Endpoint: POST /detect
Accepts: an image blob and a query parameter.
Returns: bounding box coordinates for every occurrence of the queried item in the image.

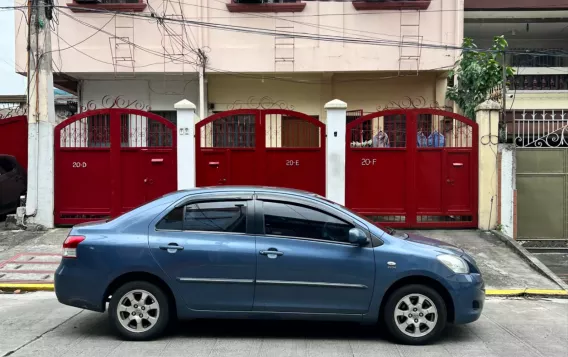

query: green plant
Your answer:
[494,223,504,232]
[446,36,515,120]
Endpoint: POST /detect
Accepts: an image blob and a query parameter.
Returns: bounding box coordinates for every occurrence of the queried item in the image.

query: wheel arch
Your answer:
[103,271,178,317]
[379,275,455,323]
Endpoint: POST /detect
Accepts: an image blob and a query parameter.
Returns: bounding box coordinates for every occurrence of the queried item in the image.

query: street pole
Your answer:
[501,50,507,127]
[26,0,56,228]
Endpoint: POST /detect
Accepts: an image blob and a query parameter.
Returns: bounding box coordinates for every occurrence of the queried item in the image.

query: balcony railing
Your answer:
[511,75,568,91]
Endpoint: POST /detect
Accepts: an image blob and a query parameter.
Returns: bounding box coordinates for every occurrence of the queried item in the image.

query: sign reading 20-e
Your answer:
[286,160,300,166]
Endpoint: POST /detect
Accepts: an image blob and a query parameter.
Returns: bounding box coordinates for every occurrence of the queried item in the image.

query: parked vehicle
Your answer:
[0,155,26,215]
[54,186,485,345]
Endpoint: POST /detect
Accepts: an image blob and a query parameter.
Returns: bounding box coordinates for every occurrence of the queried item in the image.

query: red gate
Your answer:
[54,109,177,225]
[196,109,325,195]
[346,109,478,228]
[0,116,28,170]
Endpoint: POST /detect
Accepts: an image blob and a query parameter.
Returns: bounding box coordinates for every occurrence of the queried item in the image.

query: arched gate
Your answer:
[196,109,326,195]
[54,109,177,225]
[346,109,478,228]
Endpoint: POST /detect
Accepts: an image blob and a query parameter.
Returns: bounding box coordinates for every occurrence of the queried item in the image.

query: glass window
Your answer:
[156,206,184,230]
[263,201,353,243]
[183,201,247,233]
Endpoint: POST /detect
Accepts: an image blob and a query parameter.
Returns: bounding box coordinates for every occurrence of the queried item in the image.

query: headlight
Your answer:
[437,254,469,274]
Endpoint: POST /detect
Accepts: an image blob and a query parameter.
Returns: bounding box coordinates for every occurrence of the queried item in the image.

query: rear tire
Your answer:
[383,284,447,345]
[109,281,170,341]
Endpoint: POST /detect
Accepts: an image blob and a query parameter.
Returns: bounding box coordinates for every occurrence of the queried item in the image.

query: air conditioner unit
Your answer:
[74,0,102,4]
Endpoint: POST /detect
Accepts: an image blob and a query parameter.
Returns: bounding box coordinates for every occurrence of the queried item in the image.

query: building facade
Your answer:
[14,0,463,120]
[465,0,568,240]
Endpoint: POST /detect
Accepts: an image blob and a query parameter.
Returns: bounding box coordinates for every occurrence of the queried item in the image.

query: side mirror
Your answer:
[348,228,369,246]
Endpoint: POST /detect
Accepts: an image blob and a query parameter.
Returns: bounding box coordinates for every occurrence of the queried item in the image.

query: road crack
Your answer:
[2,310,83,357]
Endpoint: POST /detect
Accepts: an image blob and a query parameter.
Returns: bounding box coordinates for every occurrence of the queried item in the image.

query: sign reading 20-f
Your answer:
[361,158,377,166]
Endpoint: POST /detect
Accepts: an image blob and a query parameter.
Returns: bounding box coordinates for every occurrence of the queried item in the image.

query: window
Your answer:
[68,0,146,13]
[0,157,15,174]
[263,201,354,243]
[156,206,184,231]
[157,201,247,233]
[227,0,306,13]
[213,115,256,148]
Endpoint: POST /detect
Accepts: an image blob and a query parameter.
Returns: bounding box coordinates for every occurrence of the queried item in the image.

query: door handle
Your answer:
[259,250,284,258]
[159,244,184,252]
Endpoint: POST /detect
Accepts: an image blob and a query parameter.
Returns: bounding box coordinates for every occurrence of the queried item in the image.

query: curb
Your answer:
[490,230,568,292]
[486,289,568,298]
[0,283,54,292]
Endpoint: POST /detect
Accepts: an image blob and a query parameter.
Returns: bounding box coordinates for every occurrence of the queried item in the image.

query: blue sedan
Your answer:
[54,186,484,345]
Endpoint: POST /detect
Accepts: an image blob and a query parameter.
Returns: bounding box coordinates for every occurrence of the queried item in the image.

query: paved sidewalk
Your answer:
[405,230,564,292]
[0,229,69,287]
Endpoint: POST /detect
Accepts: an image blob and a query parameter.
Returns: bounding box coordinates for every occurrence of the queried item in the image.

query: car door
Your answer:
[149,193,257,311]
[253,194,375,315]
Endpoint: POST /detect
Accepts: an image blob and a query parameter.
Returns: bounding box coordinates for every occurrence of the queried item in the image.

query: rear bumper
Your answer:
[54,263,106,312]
[449,273,485,324]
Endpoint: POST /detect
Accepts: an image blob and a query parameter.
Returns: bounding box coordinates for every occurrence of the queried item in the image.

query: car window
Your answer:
[0,158,14,174]
[262,201,354,243]
[156,201,248,233]
[156,206,184,230]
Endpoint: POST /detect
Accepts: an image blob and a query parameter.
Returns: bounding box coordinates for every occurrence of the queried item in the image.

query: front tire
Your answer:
[109,281,170,341]
[383,284,447,345]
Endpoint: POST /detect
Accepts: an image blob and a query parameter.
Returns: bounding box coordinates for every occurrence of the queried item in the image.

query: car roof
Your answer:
[179,186,318,197]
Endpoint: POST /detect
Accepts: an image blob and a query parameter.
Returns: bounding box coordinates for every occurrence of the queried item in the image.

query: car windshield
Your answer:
[314,195,408,239]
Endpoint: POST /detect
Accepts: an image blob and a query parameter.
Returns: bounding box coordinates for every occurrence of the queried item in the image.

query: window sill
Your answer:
[66,2,147,13]
[226,2,306,13]
[352,1,431,11]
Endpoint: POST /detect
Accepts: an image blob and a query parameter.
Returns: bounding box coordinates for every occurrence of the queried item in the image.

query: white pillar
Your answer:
[499,144,516,238]
[26,0,56,228]
[324,99,347,205]
[175,99,197,190]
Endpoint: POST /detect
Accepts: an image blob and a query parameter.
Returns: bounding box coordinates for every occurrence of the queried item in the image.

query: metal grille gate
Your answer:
[54,109,177,225]
[196,109,326,195]
[513,109,568,239]
[346,109,478,228]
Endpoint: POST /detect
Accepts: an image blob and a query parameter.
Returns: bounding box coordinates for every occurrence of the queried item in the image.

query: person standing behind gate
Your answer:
[372,130,390,148]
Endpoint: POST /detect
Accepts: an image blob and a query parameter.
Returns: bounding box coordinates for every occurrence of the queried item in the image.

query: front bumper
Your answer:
[448,273,485,324]
[54,263,106,312]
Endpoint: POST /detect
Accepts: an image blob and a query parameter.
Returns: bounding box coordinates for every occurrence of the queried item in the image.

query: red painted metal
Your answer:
[54,109,177,225]
[346,109,478,229]
[196,109,325,195]
[0,116,28,170]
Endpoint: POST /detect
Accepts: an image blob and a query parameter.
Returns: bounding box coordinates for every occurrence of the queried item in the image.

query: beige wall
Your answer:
[207,72,442,120]
[510,91,568,110]
[15,0,462,75]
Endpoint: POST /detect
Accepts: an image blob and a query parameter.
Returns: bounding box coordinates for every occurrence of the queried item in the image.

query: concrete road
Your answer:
[1,293,567,357]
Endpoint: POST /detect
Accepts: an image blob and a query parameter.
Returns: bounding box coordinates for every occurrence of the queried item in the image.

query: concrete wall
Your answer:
[14,0,462,75]
[80,77,200,113]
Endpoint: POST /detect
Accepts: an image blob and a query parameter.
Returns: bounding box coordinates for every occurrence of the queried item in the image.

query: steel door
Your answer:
[201,151,228,186]
[196,109,325,195]
[141,150,177,202]
[55,109,176,225]
[444,151,472,212]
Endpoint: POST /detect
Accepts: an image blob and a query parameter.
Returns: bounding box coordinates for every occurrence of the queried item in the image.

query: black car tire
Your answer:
[109,281,170,341]
[383,284,447,345]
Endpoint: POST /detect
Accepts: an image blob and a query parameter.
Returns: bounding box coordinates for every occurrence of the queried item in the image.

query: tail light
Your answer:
[63,235,85,258]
